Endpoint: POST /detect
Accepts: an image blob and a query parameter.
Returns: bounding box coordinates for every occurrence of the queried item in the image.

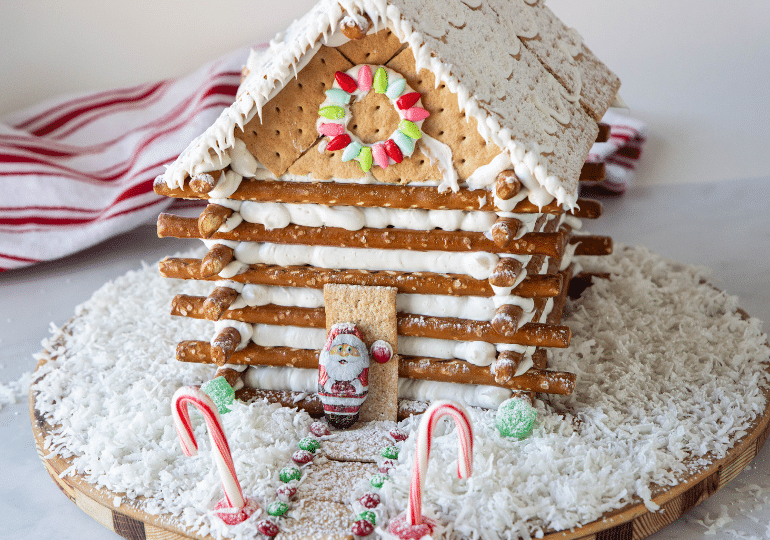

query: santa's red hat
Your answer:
[324,323,365,351]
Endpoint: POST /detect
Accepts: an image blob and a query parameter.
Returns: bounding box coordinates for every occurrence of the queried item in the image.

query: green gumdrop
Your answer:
[358,146,373,172]
[201,377,235,414]
[398,119,422,140]
[380,445,398,460]
[279,466,301,483]
[267,501,289,516]
[319,105,345,120]
[495,397,537,439]
[370,473,389,489]
[358,510,376,525]
[298,436,320,453]
[373,67,388,94]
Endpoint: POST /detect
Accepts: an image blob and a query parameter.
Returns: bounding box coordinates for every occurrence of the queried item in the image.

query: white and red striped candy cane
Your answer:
[172,386,250,515]
[407,400,474,525]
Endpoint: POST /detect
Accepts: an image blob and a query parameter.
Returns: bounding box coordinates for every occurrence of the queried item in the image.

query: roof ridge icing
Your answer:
[161,0,611,209]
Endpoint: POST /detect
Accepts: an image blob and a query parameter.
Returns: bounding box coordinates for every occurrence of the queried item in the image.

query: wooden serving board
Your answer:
[30,356,770,540]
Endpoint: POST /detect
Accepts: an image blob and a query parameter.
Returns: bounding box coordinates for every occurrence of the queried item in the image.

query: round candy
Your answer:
[267,500,289,517]
[292,450,313,465]
[379,460,395,474]
[369,473,389,489]
[380,445,399,460]
[495,397,537,439]
[298,436,320,453]
[276,485,297,501]
[389,429,407,442]
[279,466,301,483]
[351,519,374,536]
[359,492,380,508]
[357,510,376,525]
[257,519,280,537]
[213,497,259,525]
[387,512,435,540]
[309,421,330,437]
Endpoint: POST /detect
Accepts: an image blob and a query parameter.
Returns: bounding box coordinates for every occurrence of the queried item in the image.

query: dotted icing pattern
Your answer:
[317,65,430,172]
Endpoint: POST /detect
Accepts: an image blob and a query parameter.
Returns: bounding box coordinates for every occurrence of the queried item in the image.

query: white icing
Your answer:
[230,138,258,178]
[208,170,242,199]
[212,320,252,351]
[420,134,459,193]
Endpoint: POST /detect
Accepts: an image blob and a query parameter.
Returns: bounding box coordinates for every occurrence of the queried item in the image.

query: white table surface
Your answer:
[2,1,770,539]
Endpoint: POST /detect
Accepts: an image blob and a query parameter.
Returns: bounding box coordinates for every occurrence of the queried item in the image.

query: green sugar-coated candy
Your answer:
[279,466,301,483]
[380,445,399,460]
[369,473,389,489]
[495,397,537,439]
[298,436,320,453]
[267,501,289,516]
[357,510,376,525]
[200,377,234,414]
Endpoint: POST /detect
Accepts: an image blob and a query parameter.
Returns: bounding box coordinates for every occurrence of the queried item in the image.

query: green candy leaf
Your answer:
[373,67,388,94]
[358,146,373,172]
[398,119,422,140]
[319,105,345,120]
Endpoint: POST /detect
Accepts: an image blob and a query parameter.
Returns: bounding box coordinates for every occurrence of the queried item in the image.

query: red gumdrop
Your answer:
[396,92,421,110]
[292,449,314,465]
[379,460,395,474]
[335,71,358,93]
[359,492,381,508]
[276,485,297,500]
[214,497,259,525]
[352,519,375,536]
[310,421,330,437]
[327,134,351,152]
[386,513,435,540]
[384,139,403,163]
[257,519,280,537]
[390,429,408,442]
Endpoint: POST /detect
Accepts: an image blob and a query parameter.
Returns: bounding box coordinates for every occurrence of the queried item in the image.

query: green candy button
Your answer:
[398,119,422,140]
[319,105,345,120]
[373,67,388,94]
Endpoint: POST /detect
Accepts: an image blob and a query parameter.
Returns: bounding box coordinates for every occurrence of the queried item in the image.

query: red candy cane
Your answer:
[172,387,257,524]
[408,400,473,526]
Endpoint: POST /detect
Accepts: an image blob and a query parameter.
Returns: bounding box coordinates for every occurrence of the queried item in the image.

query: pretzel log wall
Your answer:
[154,6,619,416]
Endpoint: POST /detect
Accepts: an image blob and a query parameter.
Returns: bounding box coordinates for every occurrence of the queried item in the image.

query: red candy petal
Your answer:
[352,519,375,536]
[404,107,430,122]
[335,71,358,94]
[257,519,280,537]
[359,492,381,508]
[396,92,421,110]
[327,134,351,152]
[384,139,403,163]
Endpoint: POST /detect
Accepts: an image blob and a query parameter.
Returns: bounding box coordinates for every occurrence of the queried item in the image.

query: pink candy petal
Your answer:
[372,142,389,169]
[358,65,372,93]
[404,107,430,122]
[318,123,345,137]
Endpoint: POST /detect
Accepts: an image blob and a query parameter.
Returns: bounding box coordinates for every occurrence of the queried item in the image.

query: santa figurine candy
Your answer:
[318,323,373,429]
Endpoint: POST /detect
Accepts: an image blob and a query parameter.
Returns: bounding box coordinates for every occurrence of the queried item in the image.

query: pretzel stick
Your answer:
[340,14,370,39]
[568,271,611,299]
[200,244,234,278]
[214,367,243,387]
[579,162,605,183]
[199,204,233,238]
[188,173,217,195]
[490,217,521,248]
[495,170,521,200]
[212,327,241,366]
[493,350,523,384]
[488,258,524,288]
[202,287,239,321]
[596,122,610,142]
[547,264,575,325]
[570,235,613,256]
[176,342,575,395]
[157,214,568,257]
[155,180,602,217]
[491,305,524,335]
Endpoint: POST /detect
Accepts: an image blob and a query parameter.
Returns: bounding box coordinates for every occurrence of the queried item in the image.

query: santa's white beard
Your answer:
[323,353,365,382]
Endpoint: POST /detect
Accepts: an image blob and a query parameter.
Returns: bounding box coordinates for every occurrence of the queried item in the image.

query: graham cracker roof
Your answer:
[160,0,619,208]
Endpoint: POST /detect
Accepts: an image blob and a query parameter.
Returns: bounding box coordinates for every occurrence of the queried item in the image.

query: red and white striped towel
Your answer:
[0,47,252,272]
[586,108,647,194]
[0,48,645,272]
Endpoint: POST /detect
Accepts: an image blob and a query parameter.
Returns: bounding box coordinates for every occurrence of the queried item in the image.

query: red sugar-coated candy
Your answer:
[257,519,280,537]
[276,485,297,500]
[214,497,259,525]
[390,429,408,442]
[310,421,330,437]
[292,449,313,465]
[387,513,435,540]
[396,92,421,110]
[379,459,395,474]
[335,71,358,94]
[371,340,392,364]
[327,134,351,152]
[359,492,381,508]
[384,139,403,163]
[351,519,375,537]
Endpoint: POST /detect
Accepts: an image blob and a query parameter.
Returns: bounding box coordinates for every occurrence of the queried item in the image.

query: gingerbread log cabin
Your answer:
[153,0,620,418]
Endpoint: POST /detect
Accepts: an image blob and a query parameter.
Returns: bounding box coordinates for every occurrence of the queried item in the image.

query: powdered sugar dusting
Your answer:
[31,245,770,539]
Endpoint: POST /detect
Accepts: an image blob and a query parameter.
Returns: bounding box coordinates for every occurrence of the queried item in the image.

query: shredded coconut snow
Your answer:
[31,246,770,540]
[0,370,34,411]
